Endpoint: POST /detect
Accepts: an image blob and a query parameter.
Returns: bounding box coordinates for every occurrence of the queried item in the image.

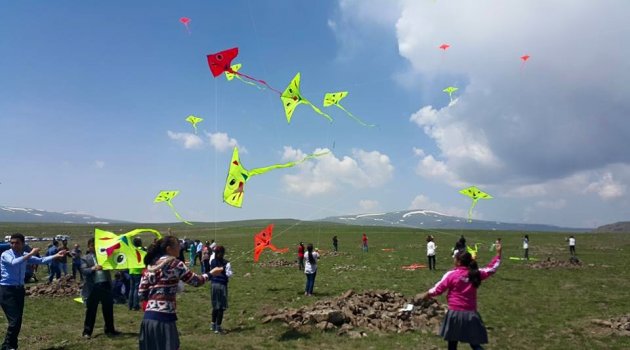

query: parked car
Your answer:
[54,234,71,241]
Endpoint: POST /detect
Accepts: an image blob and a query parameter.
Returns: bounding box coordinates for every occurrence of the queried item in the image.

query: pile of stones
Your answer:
[26,275,81,297]
[258,258,298,268]
[592,315,630,335]
[261,289,446,337]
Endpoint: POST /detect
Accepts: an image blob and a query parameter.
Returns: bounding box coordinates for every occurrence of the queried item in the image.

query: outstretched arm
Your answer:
[480,244,502,280]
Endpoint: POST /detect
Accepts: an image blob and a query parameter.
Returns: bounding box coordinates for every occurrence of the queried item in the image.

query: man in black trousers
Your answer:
[0,233,65,350]
[80,238,121,338]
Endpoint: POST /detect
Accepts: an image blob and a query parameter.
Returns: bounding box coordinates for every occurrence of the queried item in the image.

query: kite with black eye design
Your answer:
[94,228,162,270]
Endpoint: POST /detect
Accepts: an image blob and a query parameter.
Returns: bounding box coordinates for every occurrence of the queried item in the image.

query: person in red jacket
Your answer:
[362,234,368,252]
[297,242,305,271]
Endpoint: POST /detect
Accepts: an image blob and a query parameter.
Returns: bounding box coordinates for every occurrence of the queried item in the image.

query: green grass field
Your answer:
[1,222,629,349]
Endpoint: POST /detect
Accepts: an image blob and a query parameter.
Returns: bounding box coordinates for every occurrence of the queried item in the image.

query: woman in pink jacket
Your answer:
[420,242,502,350]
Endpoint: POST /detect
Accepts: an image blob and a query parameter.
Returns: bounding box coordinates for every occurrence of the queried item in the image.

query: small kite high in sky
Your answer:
[459,186,493,222]
[223,147,329,208]
[185,115,203,134]
[520,54,530,70]
[207,47,282,94]
[281,73,332,123]
[94,228,162,270]
[443,86,459,102]
[439,43,450,51]
[154,190,192,225]
[253,224,289,262]
[179,17,191,34]
[323,92,375,127]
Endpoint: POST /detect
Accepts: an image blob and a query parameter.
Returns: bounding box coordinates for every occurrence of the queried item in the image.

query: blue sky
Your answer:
[1,0,629,228]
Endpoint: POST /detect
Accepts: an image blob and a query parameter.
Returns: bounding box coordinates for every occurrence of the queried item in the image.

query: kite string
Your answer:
[234,71,282,95]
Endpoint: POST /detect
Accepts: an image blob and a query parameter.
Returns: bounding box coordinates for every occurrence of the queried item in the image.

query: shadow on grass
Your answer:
[278,328,311,341]
[91,331,139,339]
[226,325,256,333]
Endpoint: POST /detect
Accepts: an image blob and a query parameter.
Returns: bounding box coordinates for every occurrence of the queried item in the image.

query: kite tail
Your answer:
[468,200,478,222]
[236,75,265,90]
[248,151,329,176]
[234,71,282,95]
[167,202,193,225]
[193,125,198,134]
[306,101,333,122]
[267,244,288,253]
[337,104,375,127]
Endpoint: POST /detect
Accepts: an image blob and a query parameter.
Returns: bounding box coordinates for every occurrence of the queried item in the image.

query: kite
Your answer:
[253,224,289,262]
[459,186,493,222]
[520,55,530,70]
[154,190,192,225]
[225,63,263,89]
[439,43,450,51]
[401,263,427,270]
[466,244,480,259]
[179,17,191,34]
[381,248,395,252]
[206,47,282,94]
[323,92,375,127]
[185,115,203,134]
[94,228,162,270]
[443,86,459,102]
[223,147,329,208]
[73,297,84,304]
[281,73,332,123]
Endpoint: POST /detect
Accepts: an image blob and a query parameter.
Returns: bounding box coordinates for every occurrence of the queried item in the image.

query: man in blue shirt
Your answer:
[1,233,65,350]
[46,240,61,283]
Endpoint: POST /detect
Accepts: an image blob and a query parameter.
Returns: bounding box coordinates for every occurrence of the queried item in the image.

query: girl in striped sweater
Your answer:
[138,236,210,350]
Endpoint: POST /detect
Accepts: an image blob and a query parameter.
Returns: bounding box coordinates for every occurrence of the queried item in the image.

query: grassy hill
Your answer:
[1,222,629,349]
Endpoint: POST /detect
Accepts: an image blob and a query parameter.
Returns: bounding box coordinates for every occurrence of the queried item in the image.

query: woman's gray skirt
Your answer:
[439,310,488,344]
[139,318,179,350]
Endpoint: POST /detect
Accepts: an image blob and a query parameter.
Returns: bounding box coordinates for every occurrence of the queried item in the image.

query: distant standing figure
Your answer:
[47,240,61,282]
[523,235,529,260]
[362,234,368,252]
[453,235,466,257]
[427,235,437,270]
[304,244,319,296]
[297,242,305,271]
[568,236,576,256]
[128,237,144,311]
[71,244,83,281]
[332,236,338,252]
[209,246,233,334]
[59,239,70,276]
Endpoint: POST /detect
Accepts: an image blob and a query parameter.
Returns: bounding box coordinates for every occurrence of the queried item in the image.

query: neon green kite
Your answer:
[281,73,333,123]
[323,92,375,127]
[443,86,459,102]
[225,63,262,89]
[154,190,192,225]
[94,228,162,270]
[466,244,480,259]
[459,186,493,222]
[223,147,329,208]
[185,115,203,134]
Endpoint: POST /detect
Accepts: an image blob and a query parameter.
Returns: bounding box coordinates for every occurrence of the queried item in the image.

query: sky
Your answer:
[1,0,629,228]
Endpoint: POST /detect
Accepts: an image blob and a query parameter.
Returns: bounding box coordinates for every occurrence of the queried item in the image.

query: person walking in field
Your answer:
[420,241,502,350]
[523,234,529,260]
[304,244,319,296]
[427,235,437,270]
[209,245,233,334]
[361,234,368,252]
[568,235,576,256]
[297,242,305,271]
[332,236,338,252]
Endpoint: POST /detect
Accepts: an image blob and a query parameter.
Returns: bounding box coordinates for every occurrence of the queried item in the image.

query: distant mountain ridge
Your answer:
[319,209,592,232]
[0,206,129,224]
[595,221,630,233]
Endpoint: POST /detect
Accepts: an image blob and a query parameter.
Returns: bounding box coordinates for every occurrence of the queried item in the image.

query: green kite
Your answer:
[459,186,493,222]
[281,73,333,123]
[94,228,162,270]
[323,91,375,127]
[154,190,192,225]
[443,86,459,102]
[185,115,203,134]
[225,63,262,89]
[223,147,329,208]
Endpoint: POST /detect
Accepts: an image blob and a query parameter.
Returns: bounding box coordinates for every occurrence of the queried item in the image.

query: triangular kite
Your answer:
[225,63,263,89]
[185,115,203,134]
[443,86,458,102]
[323,91,374,127]
[223,147,329,208]
[253,224,288,262]
[207,47,281,93]
[281,73,332,123]
[459,186,493,222]
[154,190,192,225]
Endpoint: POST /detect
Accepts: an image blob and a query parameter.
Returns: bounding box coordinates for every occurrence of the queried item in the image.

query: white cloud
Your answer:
[412,147,425,157]
[94,160,105,169]
[207,132,245,153]
[585,173,626,200]
[358,199,379,212]
[282,147,394,197]
[415,154,465,188]
[167,131,203,149]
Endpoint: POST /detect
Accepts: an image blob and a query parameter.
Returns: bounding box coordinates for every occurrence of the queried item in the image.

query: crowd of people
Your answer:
[0,231,583,350]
